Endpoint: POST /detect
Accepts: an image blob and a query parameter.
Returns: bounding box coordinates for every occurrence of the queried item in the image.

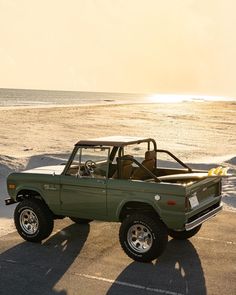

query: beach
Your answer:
[0,100,235,237]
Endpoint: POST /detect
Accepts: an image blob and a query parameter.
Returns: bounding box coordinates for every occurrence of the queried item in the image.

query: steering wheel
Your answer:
[84,160,96,176]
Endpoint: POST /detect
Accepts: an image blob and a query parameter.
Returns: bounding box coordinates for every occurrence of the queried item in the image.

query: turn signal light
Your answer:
[8,184,16,189]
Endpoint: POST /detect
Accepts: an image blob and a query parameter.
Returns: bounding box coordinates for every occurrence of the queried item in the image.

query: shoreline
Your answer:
[0,99,235,111]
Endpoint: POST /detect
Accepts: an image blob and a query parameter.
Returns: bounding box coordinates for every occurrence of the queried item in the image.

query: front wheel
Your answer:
[168,225,202,240]
[14,199,54,242]
[119,214,168,262]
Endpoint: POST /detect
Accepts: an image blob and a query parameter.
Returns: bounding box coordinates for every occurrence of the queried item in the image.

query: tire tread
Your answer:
[119,213,168,262]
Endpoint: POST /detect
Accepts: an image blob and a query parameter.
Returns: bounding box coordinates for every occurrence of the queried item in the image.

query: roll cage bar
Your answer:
[63,137,192,180]
[119,150,192,183]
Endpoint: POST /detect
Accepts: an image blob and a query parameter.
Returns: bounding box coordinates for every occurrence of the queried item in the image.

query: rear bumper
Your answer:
[185,203,223,231]
[5,198,17,205]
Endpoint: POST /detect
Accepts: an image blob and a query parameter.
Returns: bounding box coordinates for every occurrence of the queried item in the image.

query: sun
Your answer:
[147,94,189,103]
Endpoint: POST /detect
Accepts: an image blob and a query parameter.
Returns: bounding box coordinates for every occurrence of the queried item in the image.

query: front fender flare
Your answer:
[15,185,47,203]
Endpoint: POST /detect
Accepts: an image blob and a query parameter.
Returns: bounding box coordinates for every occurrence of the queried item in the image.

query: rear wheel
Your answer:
[119,213,168,262]
[69,217,92,224]
[14,199,54,242]
[168,225,202,240]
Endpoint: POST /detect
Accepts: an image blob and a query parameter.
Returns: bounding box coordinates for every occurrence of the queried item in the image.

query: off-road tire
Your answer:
[14,199,54,242]
[119,213,168,262]
[69,217,93,224]
[168,224,202,240]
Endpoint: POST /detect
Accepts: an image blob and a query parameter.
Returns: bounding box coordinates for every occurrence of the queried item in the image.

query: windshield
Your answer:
[66,147,110,179]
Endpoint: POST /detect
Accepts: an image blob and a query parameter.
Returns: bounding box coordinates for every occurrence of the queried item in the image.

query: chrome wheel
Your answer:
[19,209,39,235]
[127,223,153,253]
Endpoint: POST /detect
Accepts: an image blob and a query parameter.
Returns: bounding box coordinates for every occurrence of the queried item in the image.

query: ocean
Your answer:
[0,88,235,107]
[0,88,146,107]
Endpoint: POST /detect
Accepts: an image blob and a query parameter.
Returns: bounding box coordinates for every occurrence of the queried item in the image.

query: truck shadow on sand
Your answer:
[106,239,206,295]
[0,222,90,295]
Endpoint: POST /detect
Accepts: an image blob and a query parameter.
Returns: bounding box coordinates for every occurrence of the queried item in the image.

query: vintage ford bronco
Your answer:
[5,136,223,262]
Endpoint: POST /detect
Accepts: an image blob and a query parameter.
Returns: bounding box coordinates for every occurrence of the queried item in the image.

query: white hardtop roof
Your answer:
[76,136,155,147]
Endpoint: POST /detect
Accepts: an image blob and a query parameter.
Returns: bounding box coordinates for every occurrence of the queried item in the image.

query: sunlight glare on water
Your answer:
[147,94,232,103]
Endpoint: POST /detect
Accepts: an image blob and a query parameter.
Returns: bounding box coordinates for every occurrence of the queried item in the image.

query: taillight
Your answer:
[185,195,190,211]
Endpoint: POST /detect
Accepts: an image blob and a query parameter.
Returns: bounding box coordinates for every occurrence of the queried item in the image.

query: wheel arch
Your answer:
[16,188,47,204]
[118,200,160,222]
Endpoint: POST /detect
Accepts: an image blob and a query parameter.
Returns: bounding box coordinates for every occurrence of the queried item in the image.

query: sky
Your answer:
[0,0,236,97]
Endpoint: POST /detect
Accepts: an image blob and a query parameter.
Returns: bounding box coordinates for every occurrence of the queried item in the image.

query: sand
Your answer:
[0,101,235,237]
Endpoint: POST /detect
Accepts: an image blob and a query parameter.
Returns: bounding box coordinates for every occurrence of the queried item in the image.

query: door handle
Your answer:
[96,179,105,184]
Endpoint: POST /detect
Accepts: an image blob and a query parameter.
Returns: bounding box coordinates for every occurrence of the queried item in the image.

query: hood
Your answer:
[22,165,65,175]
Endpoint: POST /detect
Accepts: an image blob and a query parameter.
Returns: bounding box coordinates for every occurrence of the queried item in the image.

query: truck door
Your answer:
[60,147,110,219]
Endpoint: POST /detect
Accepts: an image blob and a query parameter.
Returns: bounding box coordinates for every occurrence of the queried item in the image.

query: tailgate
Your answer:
[186,176,221,209]
[184,176,222,230]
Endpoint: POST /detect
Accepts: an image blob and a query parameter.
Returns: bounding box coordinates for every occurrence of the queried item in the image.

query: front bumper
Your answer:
[185,203,223,231]
[5,198,17,205]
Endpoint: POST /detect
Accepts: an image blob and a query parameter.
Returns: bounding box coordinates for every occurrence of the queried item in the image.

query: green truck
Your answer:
[5,136,223,262]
